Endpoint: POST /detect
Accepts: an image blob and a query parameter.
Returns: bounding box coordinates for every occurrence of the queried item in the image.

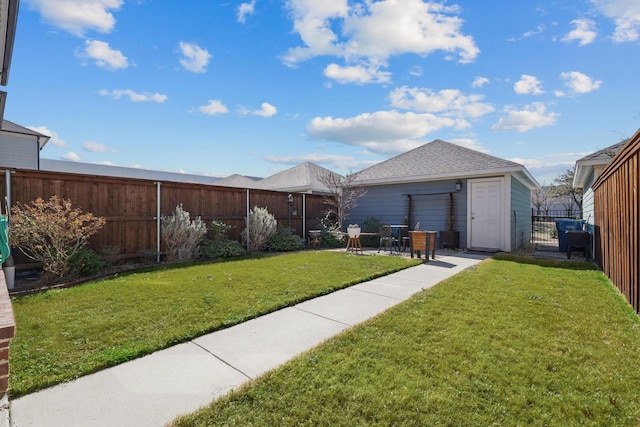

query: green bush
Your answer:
[69,246,106,277]
[200,219,247,259]
[200,239,246,259]
[266,227,305,252]
[137,248,159,264]
[316,218,345,248]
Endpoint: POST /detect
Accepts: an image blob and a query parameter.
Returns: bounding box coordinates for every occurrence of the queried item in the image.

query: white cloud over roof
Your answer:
[24,0,122,37]
[78,40,128,70]
[307,110,459,154]
[492,102,558,132]
[99,89,167,103]
[237,0,256,23]
[563,19,598,46]
[560,71,602,94]
[592,0,640,42]
[388,86,494,119]
[514,75,544,95]
[283,0,479,84]
[199,100,229,116]
[178,42,212,73]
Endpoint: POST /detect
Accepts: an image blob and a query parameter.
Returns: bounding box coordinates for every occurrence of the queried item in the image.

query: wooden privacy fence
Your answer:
[592,128,640,313]
[1,169,329,266]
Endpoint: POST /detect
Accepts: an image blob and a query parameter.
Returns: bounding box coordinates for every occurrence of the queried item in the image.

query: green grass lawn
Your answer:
[10,251,418,397]
[170,255,640,427]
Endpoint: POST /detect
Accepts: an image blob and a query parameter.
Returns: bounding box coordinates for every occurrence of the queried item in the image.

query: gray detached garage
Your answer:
[349,139,539,252]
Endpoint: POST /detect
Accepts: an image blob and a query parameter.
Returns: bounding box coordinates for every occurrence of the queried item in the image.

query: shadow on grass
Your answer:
[494,252,599,271]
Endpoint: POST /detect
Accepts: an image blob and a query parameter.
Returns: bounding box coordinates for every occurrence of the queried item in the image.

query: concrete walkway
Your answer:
[10,251,489,427]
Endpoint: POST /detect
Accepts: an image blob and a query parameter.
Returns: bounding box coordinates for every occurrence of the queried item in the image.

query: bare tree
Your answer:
[550,167,583,214]
[316,171,367,229]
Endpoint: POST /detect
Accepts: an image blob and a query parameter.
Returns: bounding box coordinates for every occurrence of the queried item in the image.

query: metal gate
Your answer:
[531,209,581,251]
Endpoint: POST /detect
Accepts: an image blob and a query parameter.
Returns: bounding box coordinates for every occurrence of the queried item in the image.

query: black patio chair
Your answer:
[378,223,397,253]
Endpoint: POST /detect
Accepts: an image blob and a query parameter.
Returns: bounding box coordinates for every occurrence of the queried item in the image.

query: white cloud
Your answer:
[264,153,359,170]
[254,102,278,117]
[591,0,640,42]
[99,89,167,102]
[237,0,256,23]
[26,125,66,147]
[199,99,229,116]
[61,152,81,162]
[492,102,558,132]
[78,40,128,70]
[178,42,212,73]
[283,0,478,83]
[323,63,391,84]
[563,19,597,46]
[560,71,602,94]
[307,110,458,154]
[24,0,122,37]
[514,74,544,95]
[82,141,116,152]
[471,76,490,88]
[510,152,588,184]
[409,65,423,77]
[388,86,494,119]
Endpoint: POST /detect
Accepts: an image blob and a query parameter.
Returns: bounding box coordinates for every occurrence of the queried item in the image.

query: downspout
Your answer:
[303,193,306,236]
[4,169,10,210]
[246,188,250,251]
[156,182,161,263]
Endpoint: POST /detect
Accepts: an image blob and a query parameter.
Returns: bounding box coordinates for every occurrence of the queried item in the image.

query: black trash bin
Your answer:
[555,219,586,252]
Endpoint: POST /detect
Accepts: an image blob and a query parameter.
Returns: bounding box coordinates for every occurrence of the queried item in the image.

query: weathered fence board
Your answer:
[593,128,640,313]
[0,169,329,267]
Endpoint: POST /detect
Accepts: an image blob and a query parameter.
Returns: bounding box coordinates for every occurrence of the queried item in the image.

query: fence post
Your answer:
[4,170,10,211]
[245,189,250,251]
[156,182,161,263]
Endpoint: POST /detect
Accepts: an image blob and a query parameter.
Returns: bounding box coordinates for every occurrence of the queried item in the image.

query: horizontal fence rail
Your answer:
[1,169,329,268]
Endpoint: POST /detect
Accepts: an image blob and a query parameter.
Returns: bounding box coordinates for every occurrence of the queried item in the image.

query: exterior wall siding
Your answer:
[510,175,532,250]
[582,169,595,231]
[349,179,467,247]
[0,135,38,169]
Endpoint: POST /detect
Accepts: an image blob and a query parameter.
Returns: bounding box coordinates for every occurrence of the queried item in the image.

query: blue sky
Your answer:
[8,0,640,184]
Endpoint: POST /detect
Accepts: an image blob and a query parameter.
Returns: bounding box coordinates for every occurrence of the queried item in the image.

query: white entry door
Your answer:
[469,179,504,250]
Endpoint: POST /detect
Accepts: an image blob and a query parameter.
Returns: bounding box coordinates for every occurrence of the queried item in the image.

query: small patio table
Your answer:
[345,232,379,254]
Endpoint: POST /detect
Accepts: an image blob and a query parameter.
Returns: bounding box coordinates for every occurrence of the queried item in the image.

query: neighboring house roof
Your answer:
[40,159,221,185]
[0,0,19,87]
[573,139,628,189]
[354,139,539,188]
[214,174,262,189]
[256,162,342,194]
[1,119,51,149]
[0,0,21,122]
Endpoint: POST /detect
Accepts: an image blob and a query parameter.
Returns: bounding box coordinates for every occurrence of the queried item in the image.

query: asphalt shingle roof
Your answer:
[214,174,262,189]
[256,162,342,193]
[1,119,49,138]
[354,139,524,183]
[577,139,628,162]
